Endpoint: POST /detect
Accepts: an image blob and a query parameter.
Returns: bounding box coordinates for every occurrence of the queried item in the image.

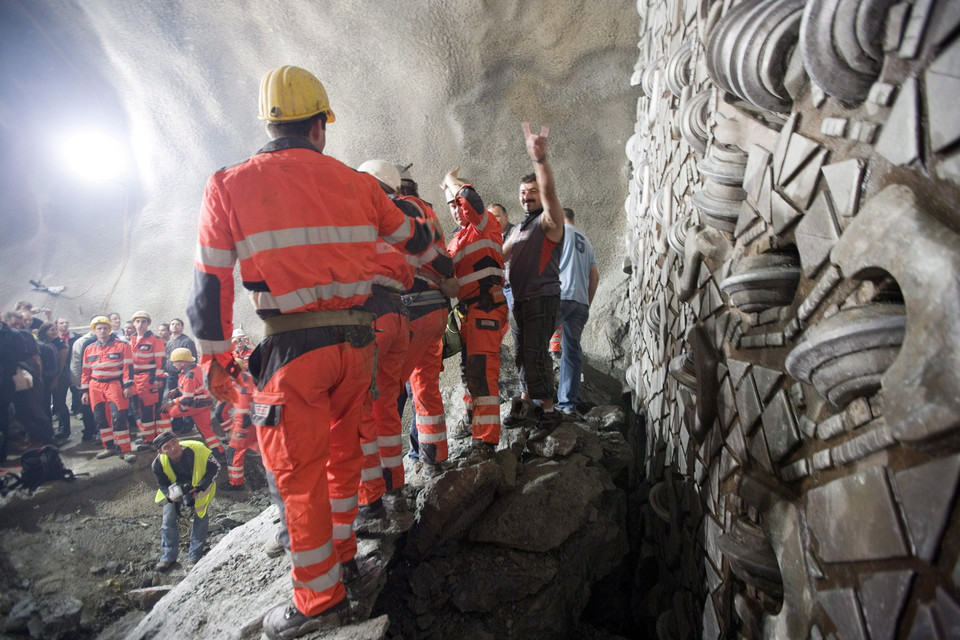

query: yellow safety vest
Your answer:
[154,440,217,517]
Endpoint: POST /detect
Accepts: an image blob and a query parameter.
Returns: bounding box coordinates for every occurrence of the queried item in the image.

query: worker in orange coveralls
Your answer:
[80,315,137,462]
[129,310,169,444]
[222,359,258,491]
[442,168,509,466]
[213,327,253,433]
[161,348,224,457]
[396,170,459,479]
[185,65,438,640]
[352,160,455,532]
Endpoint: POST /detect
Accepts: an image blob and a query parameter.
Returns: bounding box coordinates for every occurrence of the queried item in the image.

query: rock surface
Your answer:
[123,415,632,639]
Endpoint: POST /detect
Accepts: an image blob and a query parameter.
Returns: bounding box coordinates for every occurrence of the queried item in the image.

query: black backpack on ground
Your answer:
[2,446,76,494]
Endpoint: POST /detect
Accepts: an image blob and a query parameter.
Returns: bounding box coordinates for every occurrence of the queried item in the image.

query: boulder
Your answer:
[584,405,627,431]
[407,461,500,558]
[39,596,83,640]
[470,456,607,552]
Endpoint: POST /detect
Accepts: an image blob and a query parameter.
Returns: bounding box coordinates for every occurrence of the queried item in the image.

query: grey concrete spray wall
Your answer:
[624,0,960,637]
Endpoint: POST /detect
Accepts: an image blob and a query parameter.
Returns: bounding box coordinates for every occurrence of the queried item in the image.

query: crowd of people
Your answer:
[0,64,600,640]
[0,306,259,470]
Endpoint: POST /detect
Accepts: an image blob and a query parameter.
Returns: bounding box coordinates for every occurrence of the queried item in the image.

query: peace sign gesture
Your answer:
[522,122,550,163]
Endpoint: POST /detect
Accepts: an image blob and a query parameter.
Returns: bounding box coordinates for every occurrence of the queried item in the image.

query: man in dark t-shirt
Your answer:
[501,123,566,441]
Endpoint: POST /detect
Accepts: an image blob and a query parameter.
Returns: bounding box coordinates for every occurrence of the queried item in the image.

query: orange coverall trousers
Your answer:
[400,307,448,464]
[255,340,373,617]
[460,300,509,444]
[89,379,131,452]
[358,309,410,505]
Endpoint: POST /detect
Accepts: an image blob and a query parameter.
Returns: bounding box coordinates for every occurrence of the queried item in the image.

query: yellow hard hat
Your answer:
[131,310,151,321]
[90,316,112,331]
[258,65,336,123]
[169,348,196,363]
[358,160,401,193]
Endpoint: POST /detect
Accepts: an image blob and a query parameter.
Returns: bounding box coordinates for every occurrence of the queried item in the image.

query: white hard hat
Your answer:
[358,160,401,193]
[444,185,459,203]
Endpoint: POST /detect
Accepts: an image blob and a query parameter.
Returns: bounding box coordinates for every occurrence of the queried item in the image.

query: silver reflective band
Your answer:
[290,539,334,568]
[236,225,377,261]
[195,244,237,269]
[458,266,503,286]
[292,562,342,593]
[329,494,358,513]
[377,435,402,447]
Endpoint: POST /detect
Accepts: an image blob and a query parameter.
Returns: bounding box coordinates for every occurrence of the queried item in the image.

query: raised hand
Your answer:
[522,122,550,162]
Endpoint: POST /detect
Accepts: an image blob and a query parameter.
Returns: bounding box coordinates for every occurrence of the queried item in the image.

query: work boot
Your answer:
[503,397,535,427]
[121,453,138,464]
[95,447,117,460]
[459,440,496,467]
[354,498,387,534]
[54,429,70,440]
[421,461,443,479]
[527,408,562,442]
[134,442,153,452]
[154,560,174,572]
[262,598,349,640]
[264,535,286,558]
[341,558,364,601]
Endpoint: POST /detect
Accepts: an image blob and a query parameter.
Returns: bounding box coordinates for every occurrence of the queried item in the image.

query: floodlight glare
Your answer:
[60,130,127,183]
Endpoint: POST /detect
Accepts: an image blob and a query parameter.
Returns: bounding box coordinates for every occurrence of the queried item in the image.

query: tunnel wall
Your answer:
[623,0,960,637]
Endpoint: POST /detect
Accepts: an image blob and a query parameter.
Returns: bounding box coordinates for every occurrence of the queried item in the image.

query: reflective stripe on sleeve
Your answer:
[197,339,233,355]
[380,216,415,246]
[458,266,503,287]
[195,244,237,269]
[451,239,503,264]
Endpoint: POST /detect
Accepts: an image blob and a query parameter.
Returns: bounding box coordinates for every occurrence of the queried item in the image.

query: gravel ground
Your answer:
[0,438,271,638]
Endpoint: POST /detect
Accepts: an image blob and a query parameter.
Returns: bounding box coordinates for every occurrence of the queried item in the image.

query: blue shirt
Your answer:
[559,223,596,305]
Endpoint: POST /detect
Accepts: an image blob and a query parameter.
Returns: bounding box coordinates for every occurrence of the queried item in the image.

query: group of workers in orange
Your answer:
[184,65,570,639]
[77,313,259,490]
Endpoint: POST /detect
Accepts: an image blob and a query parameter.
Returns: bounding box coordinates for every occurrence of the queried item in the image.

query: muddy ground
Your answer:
[0,440,272,638]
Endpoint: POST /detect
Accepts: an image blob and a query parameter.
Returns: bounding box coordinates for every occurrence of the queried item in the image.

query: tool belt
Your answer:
[262,309,375,337]
[456,285,506,314]
[400,289,447,308]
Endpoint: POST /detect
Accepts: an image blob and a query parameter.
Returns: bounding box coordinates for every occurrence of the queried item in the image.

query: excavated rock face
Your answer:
[626,0,960,637]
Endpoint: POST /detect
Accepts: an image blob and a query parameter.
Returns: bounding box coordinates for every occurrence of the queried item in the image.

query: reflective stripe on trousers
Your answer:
[359,311,410,504]
[89,379,129,451]
[256,342,372,617]
[461,303,508,444]
[401,308,448,463]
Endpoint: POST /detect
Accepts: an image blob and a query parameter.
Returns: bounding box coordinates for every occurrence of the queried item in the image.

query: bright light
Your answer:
[59,130,128,183]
